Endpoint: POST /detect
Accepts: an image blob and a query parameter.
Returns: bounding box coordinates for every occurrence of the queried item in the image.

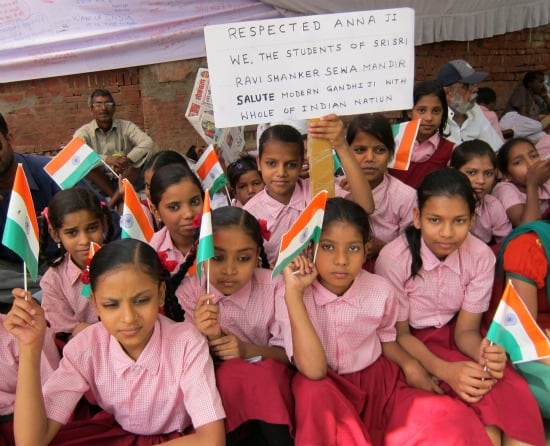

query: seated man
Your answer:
[0,113,60,303]
[74,88,156,200]
[436,59,503,151]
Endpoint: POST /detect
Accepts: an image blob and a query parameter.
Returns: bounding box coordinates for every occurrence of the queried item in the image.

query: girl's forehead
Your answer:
[261,139,302,159]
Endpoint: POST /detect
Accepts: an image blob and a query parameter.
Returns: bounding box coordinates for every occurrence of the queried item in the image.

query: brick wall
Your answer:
[0,24,548,156]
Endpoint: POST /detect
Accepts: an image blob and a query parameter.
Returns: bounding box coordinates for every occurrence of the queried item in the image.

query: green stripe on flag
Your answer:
[486,321,523,362]
[2,218,39,279]
[271,226,322,277]
[209,174,227,195]
[59,158,101,189]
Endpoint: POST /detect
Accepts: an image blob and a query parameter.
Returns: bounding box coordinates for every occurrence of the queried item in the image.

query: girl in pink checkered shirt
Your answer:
[175,206,293,445]
[4,239,225,446]
[376,168,545,446]
[275,197,490,446]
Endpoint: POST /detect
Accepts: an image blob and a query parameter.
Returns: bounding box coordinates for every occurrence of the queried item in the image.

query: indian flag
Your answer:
[120,179,154,243]
[81,242,101,299]
[44,136,102,189]
[1,164,39,279]
[388,119,420,171]
[272,190,328,278]
[196,189,214,282]
[487,281,550,364]
[194,145,227,195]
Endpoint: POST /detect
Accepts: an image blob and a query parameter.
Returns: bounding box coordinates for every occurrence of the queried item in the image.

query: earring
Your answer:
[56,242,61,249]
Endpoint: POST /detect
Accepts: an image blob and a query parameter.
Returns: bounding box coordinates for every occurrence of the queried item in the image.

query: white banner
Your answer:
[0,0,281,83]
[205,8,415,128]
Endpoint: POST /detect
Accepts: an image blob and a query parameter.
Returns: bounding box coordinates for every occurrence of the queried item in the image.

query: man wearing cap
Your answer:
[436,59,503,151]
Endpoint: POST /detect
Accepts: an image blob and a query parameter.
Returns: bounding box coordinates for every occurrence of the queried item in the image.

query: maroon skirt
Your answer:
[50,411,186,446]
[215,357,293,433]
[293,356,494,446]
[412,323,546,446]
[0,418,15,446]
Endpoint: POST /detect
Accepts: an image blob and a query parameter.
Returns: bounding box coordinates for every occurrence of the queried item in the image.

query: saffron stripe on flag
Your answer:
[44,137,88,172]
[121,180,154,243]
[1,165,40,279]
[196,147,218,180]
[503,284,550,358]
[389,120,420,170]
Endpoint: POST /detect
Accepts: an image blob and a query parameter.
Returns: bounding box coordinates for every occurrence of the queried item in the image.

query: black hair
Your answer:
[89,238,168,295]
[212,206,270,268]
[476,87,497,106]
[523,71,544,88]
[149,163,204,209]
[143,150,188,174]
[258,124,304,161]
[227,154,261,190]
[412,80,449,137]
[322,197,371,245]
[496,137,536,175]
[0,113,8,138]
[39,188,115,266]
[88,88,115,107]
[405,168,476,278]
[450,139,497,170]
[346,114,395,157]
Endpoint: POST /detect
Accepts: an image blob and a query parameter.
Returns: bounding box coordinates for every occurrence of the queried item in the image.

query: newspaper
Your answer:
[185,68,245,163]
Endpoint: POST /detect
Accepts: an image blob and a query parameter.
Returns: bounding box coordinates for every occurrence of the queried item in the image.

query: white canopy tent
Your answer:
[0,0,547,83]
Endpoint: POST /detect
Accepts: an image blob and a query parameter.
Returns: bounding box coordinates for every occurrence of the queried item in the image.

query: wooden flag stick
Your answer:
[100,158,121,179]
[206,259,211,302]
[23,262,28,299]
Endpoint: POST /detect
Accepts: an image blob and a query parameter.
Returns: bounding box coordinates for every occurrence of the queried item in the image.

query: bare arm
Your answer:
[5,289,63,446]
[308,114,374,214]
[283,256,327,379]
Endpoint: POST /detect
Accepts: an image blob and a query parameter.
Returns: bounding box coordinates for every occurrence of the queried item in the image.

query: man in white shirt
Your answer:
[436,59,503,151]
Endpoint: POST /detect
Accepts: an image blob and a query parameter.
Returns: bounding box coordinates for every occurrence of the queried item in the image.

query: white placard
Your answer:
[205,8,415,128]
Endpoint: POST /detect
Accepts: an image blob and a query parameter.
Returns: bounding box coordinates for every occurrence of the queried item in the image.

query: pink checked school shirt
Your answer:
[369,174,416,243]
[42,315,225,434]
[149,226,188,274]
[244,178,347,266]
[375,233,495,328]
[492,180,550,216]
[41,253,98,334]
[470,194,512,244]
[0,314,60,416]
[270,270,398,374]
[177,268,281,347]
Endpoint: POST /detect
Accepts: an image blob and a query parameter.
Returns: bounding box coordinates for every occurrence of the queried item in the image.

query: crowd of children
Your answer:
[1,86,550,446]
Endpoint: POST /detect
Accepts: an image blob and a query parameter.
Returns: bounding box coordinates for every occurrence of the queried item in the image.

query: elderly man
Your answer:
[74,88,156,199]
[436,59,503,151]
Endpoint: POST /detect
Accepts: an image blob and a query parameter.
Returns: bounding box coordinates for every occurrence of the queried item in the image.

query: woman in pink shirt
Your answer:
[244,115,374,266]
[450,140,512,245]
[4,239,225,446]
[346,114,416,268]
[493,137,550,226]
[389,80,455,188]
[40,188,116,340]
[176,206,293,444]
[375,168,544,446]
[273,197,489,446]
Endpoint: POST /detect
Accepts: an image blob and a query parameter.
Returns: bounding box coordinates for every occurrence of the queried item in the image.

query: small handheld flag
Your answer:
[272,190,328,278]
[81,242,101,299]
[196,190,214,283]
[2,164,40,281]
[487,281,550,364]
[44,137,102,189]
[120,179,154,243]
[193,145,227,195]
[388,119,420,171]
